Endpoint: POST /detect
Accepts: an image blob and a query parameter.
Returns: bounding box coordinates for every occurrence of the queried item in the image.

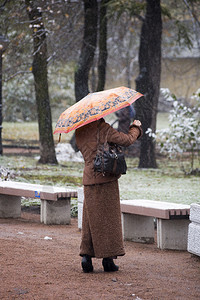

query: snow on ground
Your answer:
[55,143,83,163]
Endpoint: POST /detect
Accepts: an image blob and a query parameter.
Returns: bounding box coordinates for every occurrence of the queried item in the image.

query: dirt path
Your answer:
[0,211,200,300]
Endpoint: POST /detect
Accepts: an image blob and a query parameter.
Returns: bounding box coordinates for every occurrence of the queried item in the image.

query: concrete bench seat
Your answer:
[0,181,77,225]
[121,200,190,250]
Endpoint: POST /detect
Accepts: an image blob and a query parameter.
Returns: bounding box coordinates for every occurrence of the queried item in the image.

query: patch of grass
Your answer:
[2,112,168,144]
[1,117,199,206]
[119,157,200,204]
[21,174,83,186]
[21,198,40,207]
[2,121,73,144]
[0,155,84,188]
[119,168,199,204]
[0,154,199,206]
[2,122,39,141]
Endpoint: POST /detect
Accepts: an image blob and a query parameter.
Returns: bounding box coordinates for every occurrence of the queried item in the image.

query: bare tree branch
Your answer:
[4,70,31,82]
[182,0,200,27]
[0,0,9,11]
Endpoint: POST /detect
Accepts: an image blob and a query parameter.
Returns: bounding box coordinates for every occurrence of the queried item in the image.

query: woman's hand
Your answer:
[132,120,142,127]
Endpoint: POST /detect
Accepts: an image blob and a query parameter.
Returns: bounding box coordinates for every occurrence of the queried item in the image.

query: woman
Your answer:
[75,118,142,273]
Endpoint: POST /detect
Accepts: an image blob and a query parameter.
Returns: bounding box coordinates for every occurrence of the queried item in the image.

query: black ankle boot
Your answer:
[102,258,119,272]
[81,255,93,273]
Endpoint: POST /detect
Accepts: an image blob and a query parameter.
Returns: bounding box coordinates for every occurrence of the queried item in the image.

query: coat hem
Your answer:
[80,251,125,259]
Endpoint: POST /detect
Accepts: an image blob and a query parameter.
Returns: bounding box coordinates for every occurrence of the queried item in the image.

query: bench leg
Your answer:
[78,187,84,230]
[0,195,21,218]
[40,198,71,225]
[157,218,190,250]
[187,222,200,257]
[187,203,200,257]
[122,213,155,244]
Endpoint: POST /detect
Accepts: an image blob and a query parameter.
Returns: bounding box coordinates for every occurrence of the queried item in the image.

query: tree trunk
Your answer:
[135,0,162,168]
[74,0,98,101]
[96,0,108,92]
[25,0,57,164]
[71,0,98,151]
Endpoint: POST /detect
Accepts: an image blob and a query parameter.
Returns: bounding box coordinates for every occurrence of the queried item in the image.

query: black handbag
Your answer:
[94,127,127,176]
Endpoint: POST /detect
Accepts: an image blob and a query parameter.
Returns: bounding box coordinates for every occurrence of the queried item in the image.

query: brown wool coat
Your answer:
[75,118,142,185]
[75,118,142,258]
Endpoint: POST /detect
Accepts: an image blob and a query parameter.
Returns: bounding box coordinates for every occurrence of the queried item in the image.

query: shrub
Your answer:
[156,88,200,174]
[3,74,37,121]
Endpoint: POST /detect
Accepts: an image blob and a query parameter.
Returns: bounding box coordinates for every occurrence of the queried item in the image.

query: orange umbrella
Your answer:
[54,86,143,134]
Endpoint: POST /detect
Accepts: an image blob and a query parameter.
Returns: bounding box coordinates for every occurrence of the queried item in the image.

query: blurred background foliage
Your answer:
[0,0,199,122]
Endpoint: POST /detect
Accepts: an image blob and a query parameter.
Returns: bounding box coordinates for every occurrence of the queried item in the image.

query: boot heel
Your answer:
[102,258,119,272]
[81,255,93,273]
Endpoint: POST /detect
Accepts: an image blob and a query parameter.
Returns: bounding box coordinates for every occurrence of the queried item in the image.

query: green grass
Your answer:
[0,154,199,206]
[119,158,200,204]
[2,122,39,141]
[0,155,83,188]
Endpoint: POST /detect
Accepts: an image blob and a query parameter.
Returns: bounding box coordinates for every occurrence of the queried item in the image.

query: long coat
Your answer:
[75,118,142,258]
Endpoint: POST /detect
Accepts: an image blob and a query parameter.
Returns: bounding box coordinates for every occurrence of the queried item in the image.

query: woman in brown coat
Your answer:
[75,118,142,273]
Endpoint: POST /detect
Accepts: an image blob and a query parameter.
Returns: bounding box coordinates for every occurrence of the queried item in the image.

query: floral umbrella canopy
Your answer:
[54,86,143,134]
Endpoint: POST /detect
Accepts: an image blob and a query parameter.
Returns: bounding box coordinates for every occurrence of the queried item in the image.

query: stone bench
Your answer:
[121,200,190,250]
[0,181,77,225]
[77,188,190,250]
[187,203,200,257]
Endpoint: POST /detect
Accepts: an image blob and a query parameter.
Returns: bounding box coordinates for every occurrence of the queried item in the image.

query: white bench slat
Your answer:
[121,199,190,219]
[0,181,77,201]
